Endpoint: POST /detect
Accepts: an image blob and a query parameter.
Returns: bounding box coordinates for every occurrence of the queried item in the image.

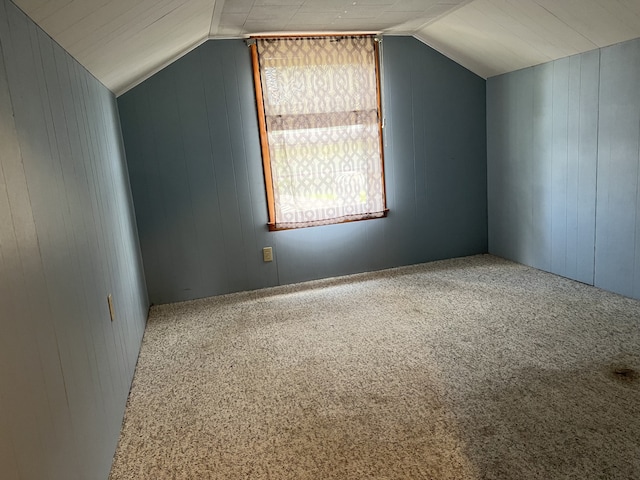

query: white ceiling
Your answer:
[11,0,640,95]
[417,0,640,79]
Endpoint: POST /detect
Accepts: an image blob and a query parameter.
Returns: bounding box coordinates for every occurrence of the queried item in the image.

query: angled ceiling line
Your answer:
[209,0,223,37]
[10,0,640,94]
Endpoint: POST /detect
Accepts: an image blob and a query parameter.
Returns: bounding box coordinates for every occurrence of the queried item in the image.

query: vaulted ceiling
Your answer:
[11,0,640,96]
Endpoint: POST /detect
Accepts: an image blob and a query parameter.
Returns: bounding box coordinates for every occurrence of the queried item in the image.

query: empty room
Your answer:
[1,0,639,478]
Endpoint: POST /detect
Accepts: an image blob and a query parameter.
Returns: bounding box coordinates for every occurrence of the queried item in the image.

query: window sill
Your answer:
[267,209,389,231]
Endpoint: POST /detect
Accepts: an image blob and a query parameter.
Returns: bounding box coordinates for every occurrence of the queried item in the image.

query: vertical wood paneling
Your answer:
[530,62,554,272]
[514,67,535,267]
[383,36,418,268]
[219,44,265,290]
[488,66,540,267]
[488,64,520,264]
[486,74,508,260]
[117,85,168,302]
[0,0,149,477]
[201,43,247,291]
[36,29,106,475]
[200,42,252,294]
[421,45,488,262]
[565,55,581,280]
[0,20,50,480]
[596,38,640,298]
[573,50,599,284]
[2,6,78,478]
[234,46,282,288]
[412,49,428,251]
[56,46,112,439]
[487,48,599,285]
[118,37,488,304]
[172,49,228,298]
[551,57,570,275]
[147,66,202,299]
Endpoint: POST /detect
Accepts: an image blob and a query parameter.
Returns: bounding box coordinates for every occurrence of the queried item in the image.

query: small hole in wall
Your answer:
[107,294,115,322]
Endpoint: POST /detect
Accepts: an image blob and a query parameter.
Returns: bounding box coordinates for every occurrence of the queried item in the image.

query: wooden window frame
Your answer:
[250,35,388,231]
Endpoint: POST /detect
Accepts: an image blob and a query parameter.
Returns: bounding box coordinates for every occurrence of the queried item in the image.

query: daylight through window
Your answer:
[250,35,387,230]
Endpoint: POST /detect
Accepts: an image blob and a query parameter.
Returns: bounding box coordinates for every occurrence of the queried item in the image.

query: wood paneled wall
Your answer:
[487,51,599,284]
[596,39,640,299]
[488,37,640,300]
[0,0,148,478]
[118,37,488,305]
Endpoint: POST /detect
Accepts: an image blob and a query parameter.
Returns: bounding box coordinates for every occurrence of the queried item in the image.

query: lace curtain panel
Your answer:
[255,35,386,229]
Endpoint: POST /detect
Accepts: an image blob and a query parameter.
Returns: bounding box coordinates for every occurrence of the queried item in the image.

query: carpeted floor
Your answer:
[108,254,640,479]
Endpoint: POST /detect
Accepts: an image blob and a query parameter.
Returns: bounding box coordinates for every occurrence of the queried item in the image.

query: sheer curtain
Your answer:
[256,35,386,229]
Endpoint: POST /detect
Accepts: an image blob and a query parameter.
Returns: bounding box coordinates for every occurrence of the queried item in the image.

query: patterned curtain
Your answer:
[256,35,386,229]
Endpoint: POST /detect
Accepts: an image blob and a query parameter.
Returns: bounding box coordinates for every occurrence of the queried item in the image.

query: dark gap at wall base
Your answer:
[118,36,488,305]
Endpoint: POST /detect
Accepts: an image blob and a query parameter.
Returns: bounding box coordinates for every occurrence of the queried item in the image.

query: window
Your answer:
[250,35,387,230]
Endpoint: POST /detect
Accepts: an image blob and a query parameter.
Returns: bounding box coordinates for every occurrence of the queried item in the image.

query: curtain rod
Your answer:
[246,34,382,46]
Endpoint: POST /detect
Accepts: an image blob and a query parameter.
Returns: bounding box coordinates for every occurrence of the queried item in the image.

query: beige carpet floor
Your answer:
[109,254,640,479]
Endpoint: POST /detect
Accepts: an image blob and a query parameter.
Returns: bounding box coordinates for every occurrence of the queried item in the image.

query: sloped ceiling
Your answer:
[10,0,640,96]
[417,0,640,79]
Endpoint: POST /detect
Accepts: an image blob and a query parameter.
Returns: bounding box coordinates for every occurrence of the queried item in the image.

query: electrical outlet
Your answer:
[107,294,115,322]
[263,246,273,262]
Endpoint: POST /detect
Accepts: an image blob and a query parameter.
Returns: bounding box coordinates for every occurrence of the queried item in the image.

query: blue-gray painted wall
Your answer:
[118,36,488,305]
[0,0,149,478]
[487,37,640,300]
[596,39,640,299]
